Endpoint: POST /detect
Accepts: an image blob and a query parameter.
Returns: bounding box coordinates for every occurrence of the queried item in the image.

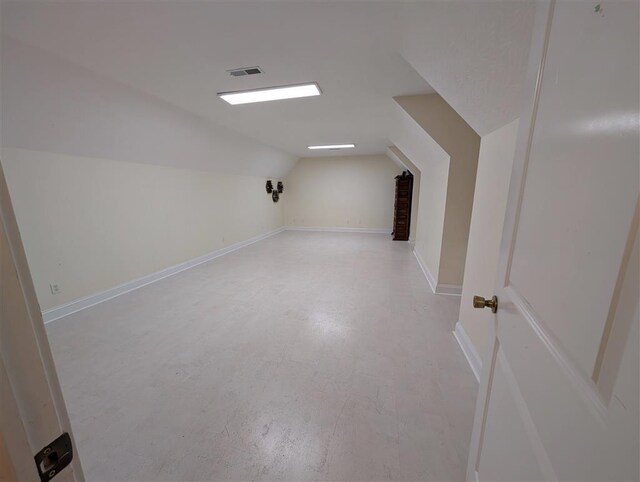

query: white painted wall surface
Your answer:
[390,103,449,281]
[458,119,519,360]
[284,155,400,231]
[394,95,480,288]
[1,36,295,179]
[391,94,480,288]
[0,163,85,481]
[2,148,283,311]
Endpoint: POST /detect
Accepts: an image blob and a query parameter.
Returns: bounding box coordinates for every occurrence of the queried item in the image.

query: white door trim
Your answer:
[466,1,554,479]
[0,357,35,481]
[0,163,85,481]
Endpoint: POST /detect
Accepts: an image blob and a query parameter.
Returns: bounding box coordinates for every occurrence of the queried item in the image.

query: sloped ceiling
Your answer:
[1,1,432,158]
[2,0,536,164]
[399,1,536,136]
[2,37,296,178]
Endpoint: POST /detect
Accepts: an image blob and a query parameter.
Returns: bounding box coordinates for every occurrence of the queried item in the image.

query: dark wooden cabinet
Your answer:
[392,171,413,241]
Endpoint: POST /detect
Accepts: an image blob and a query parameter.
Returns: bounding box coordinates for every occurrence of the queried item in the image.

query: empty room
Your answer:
[1,1,638,482]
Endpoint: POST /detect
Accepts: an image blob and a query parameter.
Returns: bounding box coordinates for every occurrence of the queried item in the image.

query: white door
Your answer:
[0,163,85,482]
[467,1,639,481]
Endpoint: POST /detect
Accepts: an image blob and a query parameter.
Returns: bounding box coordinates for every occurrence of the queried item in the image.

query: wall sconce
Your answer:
[266,180,283,202]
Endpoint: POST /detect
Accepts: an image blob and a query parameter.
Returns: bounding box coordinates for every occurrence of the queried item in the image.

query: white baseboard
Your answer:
[436,283,463,296]
[413,249,437,293]
[285,226,390,234]
[453,322,482,382]
[412,250,462,296]
[42,227,285,324]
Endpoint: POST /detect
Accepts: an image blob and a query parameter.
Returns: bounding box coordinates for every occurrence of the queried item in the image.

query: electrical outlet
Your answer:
[50,283,61,295]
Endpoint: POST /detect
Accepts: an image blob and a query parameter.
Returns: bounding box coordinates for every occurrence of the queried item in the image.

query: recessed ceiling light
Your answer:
[218,82,321,105]
[307,144,356,150]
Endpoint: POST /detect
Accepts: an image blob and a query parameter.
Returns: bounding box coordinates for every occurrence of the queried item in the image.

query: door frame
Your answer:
[0,162,85,481]
[465,1,555,480]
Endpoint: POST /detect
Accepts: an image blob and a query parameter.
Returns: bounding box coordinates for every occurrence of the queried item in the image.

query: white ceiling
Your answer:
[2,1,537,159]
[2,1,435,158]
[398,1,536,136]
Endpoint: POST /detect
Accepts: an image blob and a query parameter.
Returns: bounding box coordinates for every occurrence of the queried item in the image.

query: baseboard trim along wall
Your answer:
[42,227,419,323]
[453,322,482,382]
[413,249,437,292]
[42,227,285,324]
[436,284,463,295]
[412,249,462,296]
[285,226,390,234]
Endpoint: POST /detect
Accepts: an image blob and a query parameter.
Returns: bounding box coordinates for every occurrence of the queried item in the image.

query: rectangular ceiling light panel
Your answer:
[307,144,356,150]
[218,82,321,105]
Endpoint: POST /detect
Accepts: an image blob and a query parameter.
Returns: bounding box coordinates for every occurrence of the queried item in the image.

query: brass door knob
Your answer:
[473,295,498,313]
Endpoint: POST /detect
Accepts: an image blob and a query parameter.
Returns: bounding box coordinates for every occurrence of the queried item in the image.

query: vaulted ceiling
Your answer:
[2,1,536,158]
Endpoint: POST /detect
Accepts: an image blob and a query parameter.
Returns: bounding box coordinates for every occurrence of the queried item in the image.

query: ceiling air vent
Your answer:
[228,66,264,77]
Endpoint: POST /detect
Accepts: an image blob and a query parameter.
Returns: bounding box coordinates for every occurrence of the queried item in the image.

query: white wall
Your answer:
[398,1,535,136]
[2,148,283,311]
[458,120,519,359]
[284,155,400,231]
[394,94,480,288]
[387,146,420,242]
[390,94,480,289]
[390,103,449,281]
[1,36,295,178]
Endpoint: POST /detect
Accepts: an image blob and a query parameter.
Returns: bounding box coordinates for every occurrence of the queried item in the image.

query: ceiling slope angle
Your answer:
[397,0,537,136]
[1,1,435,158]
[1,35,297,178]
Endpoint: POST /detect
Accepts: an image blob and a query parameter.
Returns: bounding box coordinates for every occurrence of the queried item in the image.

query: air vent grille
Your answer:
[228,66,264,77]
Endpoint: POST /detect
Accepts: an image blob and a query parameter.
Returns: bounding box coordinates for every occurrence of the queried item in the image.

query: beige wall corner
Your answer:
[394,93,481,287]
[283,155,401,231]
[458,119,519,361]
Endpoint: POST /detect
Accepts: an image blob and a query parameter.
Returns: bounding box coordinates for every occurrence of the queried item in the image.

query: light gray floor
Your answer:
[47,231,477,481]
